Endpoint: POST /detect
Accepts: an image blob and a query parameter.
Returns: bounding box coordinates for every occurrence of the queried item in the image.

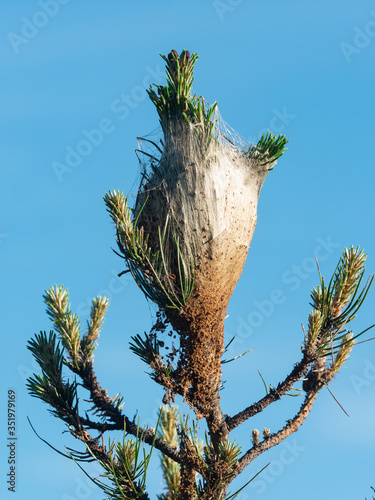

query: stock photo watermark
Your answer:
[232,439,306,499]
[7,0,73,54]
[5,389,17,493]
[76,268,132,316]
[52,64,165,182]
[350,358,375,396]
[230,236,340,353]
[249,439,306,496]
[212,0,244,21]
[0,233,9,245]
[340,10,375,63]
[59,462,103,500]
[247,107,296,145]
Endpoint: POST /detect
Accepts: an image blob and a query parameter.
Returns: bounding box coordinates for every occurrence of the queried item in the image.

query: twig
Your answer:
[227,354,312,432]
[233,389,318,477]
[71,359,182,464]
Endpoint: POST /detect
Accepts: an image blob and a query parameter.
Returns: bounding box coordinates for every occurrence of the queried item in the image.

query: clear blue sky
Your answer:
[1,1,375,498]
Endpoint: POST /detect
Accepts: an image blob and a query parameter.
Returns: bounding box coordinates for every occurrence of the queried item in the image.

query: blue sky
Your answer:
[1,1,375,498]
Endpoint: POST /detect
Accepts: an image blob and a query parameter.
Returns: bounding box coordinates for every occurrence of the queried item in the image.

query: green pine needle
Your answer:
[129,332,159,366]
[26,331,78,421]
[305,246,374,371]
[248,131,288,168]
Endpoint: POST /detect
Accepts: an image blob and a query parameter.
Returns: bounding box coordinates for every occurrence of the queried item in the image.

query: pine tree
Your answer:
[27,49,374,500]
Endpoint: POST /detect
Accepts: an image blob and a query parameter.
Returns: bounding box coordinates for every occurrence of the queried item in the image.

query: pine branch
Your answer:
[26,331,79,424]
[43,285,81,367]
[72,357,181,460]
[81,296,109,366]
[27,332,151,497]
[70,426,153,499]
[29,287,182,467]
[304,246,374,371]
[228,246,373,433]
[226,354,311,432]
[233,388,318,478]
